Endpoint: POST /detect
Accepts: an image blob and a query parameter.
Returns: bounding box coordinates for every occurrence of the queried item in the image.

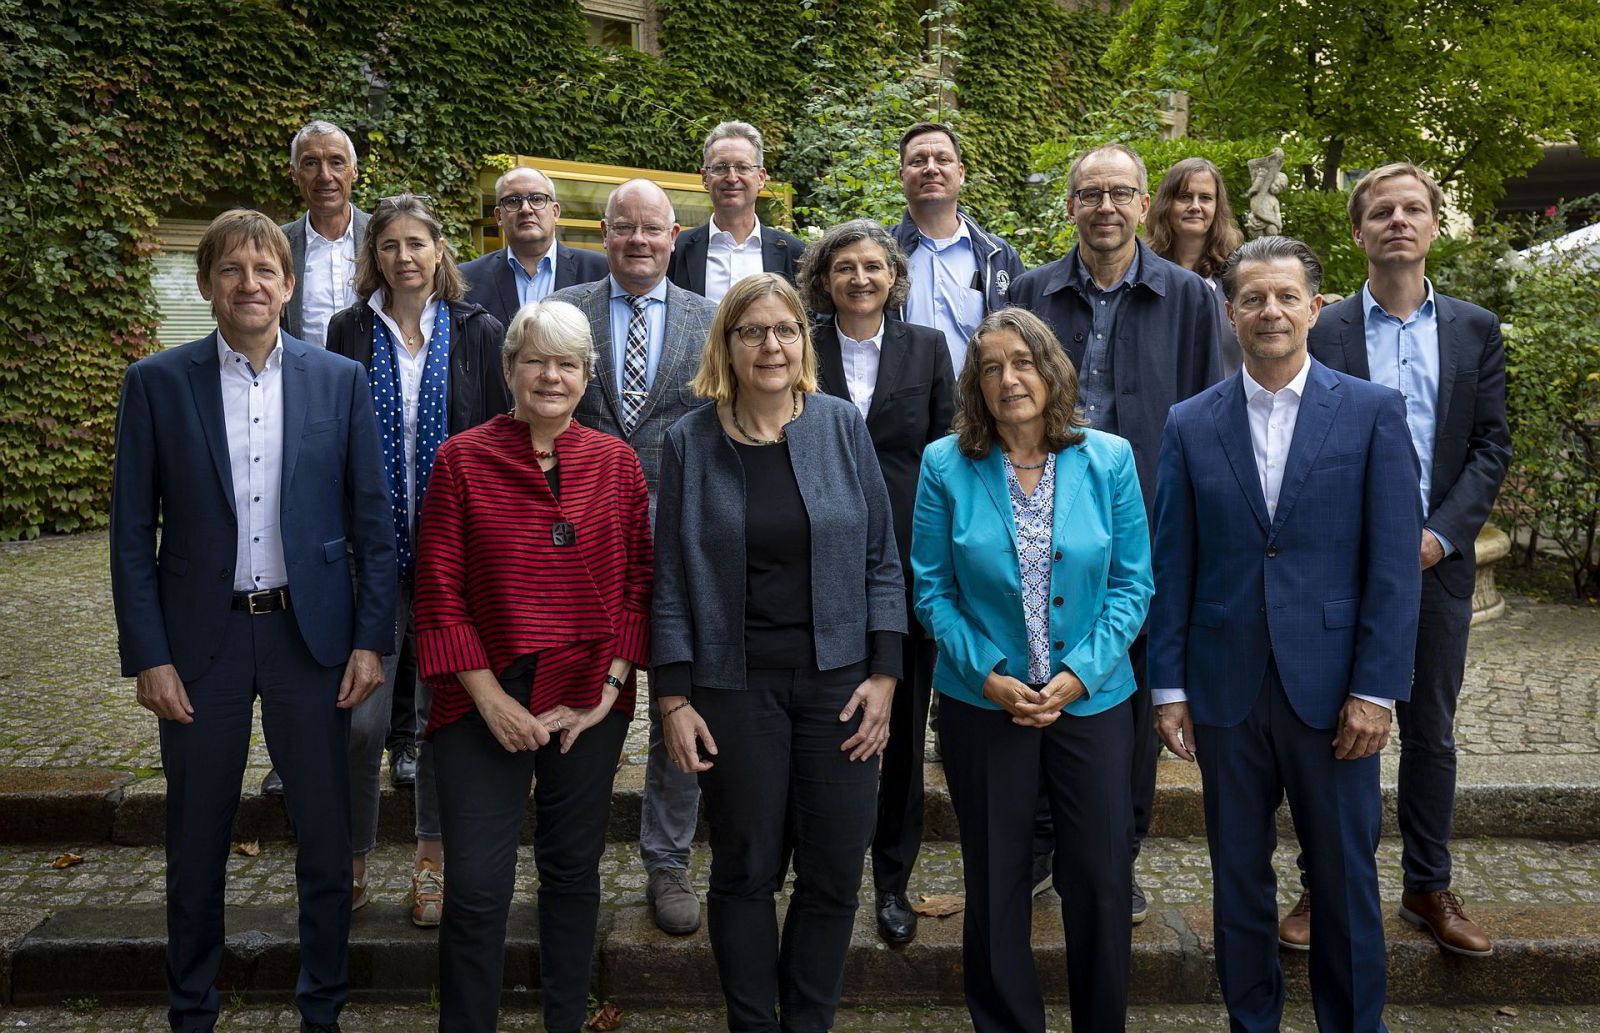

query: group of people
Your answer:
[108,114,1510,1033]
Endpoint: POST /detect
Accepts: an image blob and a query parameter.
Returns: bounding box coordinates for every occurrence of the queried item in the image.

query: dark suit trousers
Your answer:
[943,694,1133,1033]
[1196,661,1388,1033]
[433,672,628,1033]
[871,632,935,894]
[694,662,879,1033]
[160,606,351,1033]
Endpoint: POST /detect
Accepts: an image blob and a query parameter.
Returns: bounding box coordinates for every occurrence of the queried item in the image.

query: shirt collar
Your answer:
[306,205,356,246]
[1361,278,1436,324]
[1240,354,1312,402]
[708,214,763,247]
[837,318,886,349]
[1072,246,1140,293]
[919,216,972,251]
[507,239,557,279]
[216,330,285,371]
[609,275,669,304]
[367,287,440,320]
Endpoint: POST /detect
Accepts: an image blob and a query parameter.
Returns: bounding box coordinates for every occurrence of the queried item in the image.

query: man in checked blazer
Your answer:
[549,179,717,938]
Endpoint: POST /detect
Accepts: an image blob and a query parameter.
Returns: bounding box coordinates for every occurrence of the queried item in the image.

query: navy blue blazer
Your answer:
[1308,291,1510,599]
[458,243,609,330]
[1009,240,1224,514]
[667,222,806,296]
[110,333,397,680]
[1149,359,1423,730]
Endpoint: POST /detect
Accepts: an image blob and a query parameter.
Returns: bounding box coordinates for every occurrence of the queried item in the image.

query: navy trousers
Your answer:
[1196,661,1388,1033]
[160,605,351,1033]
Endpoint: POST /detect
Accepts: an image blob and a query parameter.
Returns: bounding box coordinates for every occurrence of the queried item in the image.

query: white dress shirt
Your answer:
[704,215,764,304]
[1153,356,1393,712]
[300,206,358,348]
[217,332,288,592]
[368,290,439,524]
[837,319,885,419]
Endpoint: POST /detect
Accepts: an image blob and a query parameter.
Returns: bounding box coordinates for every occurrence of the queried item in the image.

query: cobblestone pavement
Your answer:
[3,838,1596,912]
[3,533,1598,773]
[2,1003,1596,1032]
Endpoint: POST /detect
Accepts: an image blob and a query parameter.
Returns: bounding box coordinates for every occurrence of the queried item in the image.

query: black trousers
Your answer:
[694,662,880,1033]
[870,633,935,894]
[160,605,351,1033]
[385,602,419,749]
[943,694,1134,1033]
[433,672,629,1033]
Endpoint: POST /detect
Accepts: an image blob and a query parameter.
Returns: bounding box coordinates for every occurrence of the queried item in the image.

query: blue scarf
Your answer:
[370,302,451,579]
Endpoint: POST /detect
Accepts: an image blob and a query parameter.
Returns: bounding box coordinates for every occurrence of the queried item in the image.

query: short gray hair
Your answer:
[795,219,911,316]
[1219,236,1324,300]
[492,166,558,204]
[502,299,597,380]
[289,120,356,167]
[1067,143,1148,193]
[702,121,765,167]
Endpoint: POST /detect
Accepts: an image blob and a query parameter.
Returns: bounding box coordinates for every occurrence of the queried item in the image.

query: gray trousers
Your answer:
[638,694,701,873]
[349,582,441,855]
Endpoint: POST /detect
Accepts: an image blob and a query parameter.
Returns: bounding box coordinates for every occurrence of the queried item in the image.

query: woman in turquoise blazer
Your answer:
[910,307,1152,1033]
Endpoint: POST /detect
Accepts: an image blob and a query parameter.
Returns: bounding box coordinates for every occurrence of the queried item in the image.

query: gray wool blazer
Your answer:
[279,206,371,341]
[651,393,907,692]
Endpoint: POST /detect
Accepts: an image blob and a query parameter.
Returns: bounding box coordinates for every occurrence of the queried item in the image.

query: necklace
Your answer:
[1006,450,1048,471]
[732,392,800,445]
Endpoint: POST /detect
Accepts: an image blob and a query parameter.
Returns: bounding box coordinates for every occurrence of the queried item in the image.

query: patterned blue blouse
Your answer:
[1003,451,1057,684]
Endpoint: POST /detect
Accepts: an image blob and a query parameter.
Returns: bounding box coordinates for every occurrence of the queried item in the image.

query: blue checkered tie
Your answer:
[622,294,650,433]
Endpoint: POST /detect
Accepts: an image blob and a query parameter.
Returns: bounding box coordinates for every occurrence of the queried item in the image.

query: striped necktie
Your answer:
[622,294,650,434]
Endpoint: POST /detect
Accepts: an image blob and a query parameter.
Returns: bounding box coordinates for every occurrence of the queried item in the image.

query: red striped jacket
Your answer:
[412,414,652,733]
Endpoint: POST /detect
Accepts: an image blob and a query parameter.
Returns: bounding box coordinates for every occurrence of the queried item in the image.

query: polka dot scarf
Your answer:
[370,305,451,580]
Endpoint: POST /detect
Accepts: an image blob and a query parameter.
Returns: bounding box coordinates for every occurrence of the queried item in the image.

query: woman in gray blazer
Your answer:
[651,273,906,1033]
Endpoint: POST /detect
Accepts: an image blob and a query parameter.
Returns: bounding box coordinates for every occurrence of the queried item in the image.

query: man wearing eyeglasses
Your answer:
[460,166,608,329]
[1010,143,1224,927]
[891,121,1026,373]
[280,121,368,351]
[668,121,806,303]
[551,180,719,937]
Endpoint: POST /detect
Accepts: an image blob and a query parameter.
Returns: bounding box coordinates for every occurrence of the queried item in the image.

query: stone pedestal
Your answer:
[1472,525,1511,625]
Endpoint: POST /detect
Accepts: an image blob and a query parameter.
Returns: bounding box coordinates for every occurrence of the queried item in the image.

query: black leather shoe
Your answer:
[260,767,285,797]
[390,742,418,787]
[876,891,917,945]
[301,1021,341,1032]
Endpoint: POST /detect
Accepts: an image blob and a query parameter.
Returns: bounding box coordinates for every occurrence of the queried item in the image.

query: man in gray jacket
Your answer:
[278,120,369,349]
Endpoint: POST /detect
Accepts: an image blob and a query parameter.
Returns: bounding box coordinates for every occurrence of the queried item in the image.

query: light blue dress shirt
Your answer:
[607,275,668,398]
[507,245,556,308]
[905,220,984,372]
[1075,248,1140,431]
[1361,280,1450,555]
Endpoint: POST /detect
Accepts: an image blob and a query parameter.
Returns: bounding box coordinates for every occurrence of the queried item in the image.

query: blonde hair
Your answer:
[1347,162,1443,225]
[690,274,818,404]
[196,209,292,285]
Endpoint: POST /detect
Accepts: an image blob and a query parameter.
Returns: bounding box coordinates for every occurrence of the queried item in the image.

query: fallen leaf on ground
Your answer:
[51,852,84,869]
[1497,1006,1519,1017]
[586,1000,623,1030]
[913,894,965,917]
[232,841,261,857]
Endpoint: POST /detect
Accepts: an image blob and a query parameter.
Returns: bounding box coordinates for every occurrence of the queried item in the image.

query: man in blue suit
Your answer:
[110,210,396,1033]
[1150,236,1422,1033]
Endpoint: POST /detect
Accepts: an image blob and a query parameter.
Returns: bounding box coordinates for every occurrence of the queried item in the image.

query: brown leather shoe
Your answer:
[1399,889,1493,956]
[1278,888,1311,951]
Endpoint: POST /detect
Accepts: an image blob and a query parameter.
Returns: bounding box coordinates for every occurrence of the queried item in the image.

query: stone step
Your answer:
[5,751,1599,846]
[3,839,1597,1007]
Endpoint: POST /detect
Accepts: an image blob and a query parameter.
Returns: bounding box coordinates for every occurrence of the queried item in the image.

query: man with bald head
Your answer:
[550,180,717,936]
[460,165,608,328]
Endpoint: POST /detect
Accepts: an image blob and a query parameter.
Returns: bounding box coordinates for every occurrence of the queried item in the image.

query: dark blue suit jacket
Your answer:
[1149,359,1423,730]
[667,222,806,295]
[458,243,609,330]
[110,333,396,680]
[1308,291,1510,599]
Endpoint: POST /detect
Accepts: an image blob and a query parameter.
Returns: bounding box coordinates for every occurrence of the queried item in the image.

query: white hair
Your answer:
[289,120,357,167]
[502,299,597,379]
[702,121,765,167]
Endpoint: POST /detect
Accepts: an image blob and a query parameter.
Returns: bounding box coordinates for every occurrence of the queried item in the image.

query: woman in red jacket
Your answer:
[412,298,653,1033]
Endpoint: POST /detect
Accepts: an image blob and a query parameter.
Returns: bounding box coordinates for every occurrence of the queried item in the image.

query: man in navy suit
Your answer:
[110,210,396,1033]
[459,165,609,329]
[1280,163,1511,958]
[1151,236,1422,1033]
[667,120,805,302]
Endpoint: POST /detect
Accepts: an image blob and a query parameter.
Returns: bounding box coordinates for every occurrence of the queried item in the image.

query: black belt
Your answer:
[232,587,290,614]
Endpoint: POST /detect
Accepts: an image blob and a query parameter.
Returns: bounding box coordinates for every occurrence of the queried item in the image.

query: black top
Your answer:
[733,440,815,666]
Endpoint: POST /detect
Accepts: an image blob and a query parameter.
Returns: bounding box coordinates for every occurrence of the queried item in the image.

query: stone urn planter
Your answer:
[1471,525,1511,625]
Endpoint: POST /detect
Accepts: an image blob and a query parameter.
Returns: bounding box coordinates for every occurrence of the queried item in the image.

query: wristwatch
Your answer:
[603,674,625,691]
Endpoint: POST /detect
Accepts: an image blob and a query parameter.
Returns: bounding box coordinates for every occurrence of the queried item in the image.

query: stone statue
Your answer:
[1245,147,1288,238]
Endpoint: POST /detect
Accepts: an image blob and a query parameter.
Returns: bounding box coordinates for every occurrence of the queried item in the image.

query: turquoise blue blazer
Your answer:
[911,430,1153,715]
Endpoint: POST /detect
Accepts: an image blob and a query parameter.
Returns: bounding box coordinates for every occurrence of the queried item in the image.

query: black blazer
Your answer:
[668,222,806,296]
[325,299,511,435]
[458,243,609,329]
[1308,291,1511,598]
[814,317,957,578]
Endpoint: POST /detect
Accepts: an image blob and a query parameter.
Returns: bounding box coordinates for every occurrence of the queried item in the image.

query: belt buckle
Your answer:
[246,589,277,615]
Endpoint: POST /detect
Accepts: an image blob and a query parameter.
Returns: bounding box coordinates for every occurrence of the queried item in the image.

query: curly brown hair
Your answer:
[953,307,1088,459]
[795,219,911,317]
